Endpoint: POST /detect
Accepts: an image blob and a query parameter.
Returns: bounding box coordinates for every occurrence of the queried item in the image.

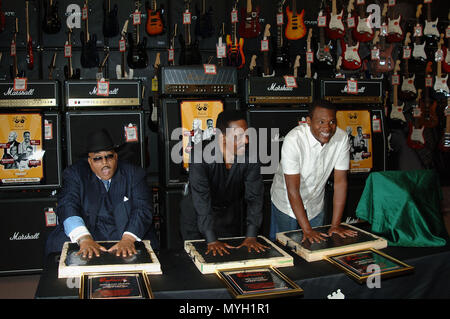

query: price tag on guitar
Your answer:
[183,11,192,24]
[133,11,141,25]
[371,48,380,60]
[306,51,314,63]
[10,42,16,57]
[231,9,238,23]
[347,16,356,29]
[216,44,226,58]
[168,48,174,62]
[391,74,400,85]
[435,49,443,62]
[44,120,53,140]
[203,64,217,75]
[414,25,423,37]
[13,78,27,91]
[347,79,358,94]
[388,0,396,6]
[119,39,126,53]
[276,13,284,25]
[97,79,110,96]
[261,39,269,52]
[403,46,411,59]
[64,44,72,58]
[82,5,88,20]
[425,76,433,87]
[284,76,298,88]
[45,208,57,227]
[446,26,450,38]
[317,15,327,27]
[413,106,422,118]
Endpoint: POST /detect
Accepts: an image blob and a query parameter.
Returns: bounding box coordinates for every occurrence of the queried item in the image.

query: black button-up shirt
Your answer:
[188,141,264,243]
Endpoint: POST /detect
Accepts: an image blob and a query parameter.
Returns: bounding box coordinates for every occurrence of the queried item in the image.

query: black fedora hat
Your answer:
[86,129,118,153]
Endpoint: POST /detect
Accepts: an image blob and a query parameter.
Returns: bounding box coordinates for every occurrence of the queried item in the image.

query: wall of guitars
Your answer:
[0,0,449,183]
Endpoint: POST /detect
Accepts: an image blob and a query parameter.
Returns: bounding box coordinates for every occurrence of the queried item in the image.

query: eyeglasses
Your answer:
[90,154,115,162]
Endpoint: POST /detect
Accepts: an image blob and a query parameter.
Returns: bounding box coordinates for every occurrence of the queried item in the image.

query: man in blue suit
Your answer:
[45,129,154,258]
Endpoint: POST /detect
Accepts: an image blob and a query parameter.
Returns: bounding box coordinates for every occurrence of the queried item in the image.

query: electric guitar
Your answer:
[148,53,161,133]
[179,0,202,65]
[443,13,450,73]
[407,89,425,149]
[9,18,24,79]
[262,24,274,77]
[305,29,313,78]
[127,1,149,69]
[370,5,394,75]
[239,0,261,39]
[421,61,439,128]
[48,52,57,80]
[42,0,61,34]
[226,0,245,69]
[195,0,214,38]
[325,0,345,40]
[432,34,449,101]
[216,23,226,67]
[292,55,300,77]
[103,0,119,38]
[273,0,290,70]
[316,9,334,69]
[146,0,164,36]
[341,0,361,71]
[352,0,374,43]
[423,0,439,39]
[64,28,81,80]
[389,60,406,122]
[25,1,34,70]
[168,24,177,66]
[439,98,450,152]
[96,51,110,80]
[386,1,403,43]
[399,32,417,101]
[80,0,99,68]
[116,20,134,79]
[412,4,426,62]
[285,0,306,40]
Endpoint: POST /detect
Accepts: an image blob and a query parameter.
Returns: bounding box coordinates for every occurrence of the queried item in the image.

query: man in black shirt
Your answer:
[179,110,268,256]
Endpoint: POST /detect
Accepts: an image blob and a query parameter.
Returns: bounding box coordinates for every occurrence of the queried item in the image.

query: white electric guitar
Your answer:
[390,60,406,122]
[433,34,449,98]
[116,20,134,79]
[400,32,417,99]
[423,0,439,38]
[412,4,426,61]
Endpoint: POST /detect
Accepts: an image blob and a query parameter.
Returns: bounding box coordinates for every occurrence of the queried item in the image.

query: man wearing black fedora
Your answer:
[45,129,154,258]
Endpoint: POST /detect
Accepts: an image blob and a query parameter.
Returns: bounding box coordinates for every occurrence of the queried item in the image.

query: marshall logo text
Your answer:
[9,232,40,241]
[89,87,119,95]
[267,83,294,92]
[3,87,35,96]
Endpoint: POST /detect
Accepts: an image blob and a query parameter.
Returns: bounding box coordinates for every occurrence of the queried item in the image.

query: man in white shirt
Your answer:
[270,100,357,243]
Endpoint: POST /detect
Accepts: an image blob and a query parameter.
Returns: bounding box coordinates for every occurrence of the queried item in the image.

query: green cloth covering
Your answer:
[356,170,449,247]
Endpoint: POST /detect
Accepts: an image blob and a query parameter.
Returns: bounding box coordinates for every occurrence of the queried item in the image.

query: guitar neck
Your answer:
[393,82,398,105]
[427,3,431,22]
[332,0,337,15]
[246,0,252,14]
[292,0,296,16]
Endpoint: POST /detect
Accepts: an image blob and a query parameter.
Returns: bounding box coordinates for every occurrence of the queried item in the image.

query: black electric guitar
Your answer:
[273,0,290,70]
[103,0,119,38]
[179,0,201,65]
[64,28,81,80]
[42,0,61,34]
[195,0,214,38]
[96,51,110,80]
[262,24,274,77]
[25,1,34,70]
[48,52,57,80]
[9,18,24,79]
[127,1,149,69]
[80,0,99,68]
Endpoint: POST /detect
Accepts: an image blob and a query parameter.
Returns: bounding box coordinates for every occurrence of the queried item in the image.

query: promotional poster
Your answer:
[0,113,44,184]
[337,110,373,173]
[180,100,224,170]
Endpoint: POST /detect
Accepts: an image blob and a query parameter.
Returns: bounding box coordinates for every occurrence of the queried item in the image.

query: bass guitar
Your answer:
[146,0,164,36]
[64,28,81,80]
[421,61,439,128]
[407,89,425,149]
[326,0,345,40]
[341,0,361,71]
[239,0,261,39]
[273,0,289,71]
[432,34,449,101]
[226,0,245,69]
[352,0,374,43]
[389,60,406,122]
[179,0,201,65]
[25,1,34,70]
[116,20,134,79]
[80,0,99,68]
[439,98,450,152]
[399,32,417,101]
[386,0,403,43]
[262,24,274,77]
[103,0,119,38]
[128,1,148,69]
[42,0,61,34]
[195,0,214,38]
[285,0,306,40]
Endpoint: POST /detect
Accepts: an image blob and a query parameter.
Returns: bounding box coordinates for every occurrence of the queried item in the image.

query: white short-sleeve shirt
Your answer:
[270,123,350,220]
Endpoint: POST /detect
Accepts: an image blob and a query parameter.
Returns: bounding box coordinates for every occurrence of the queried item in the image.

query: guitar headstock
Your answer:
[121,20,129,38]
[416,4,423,19]
[404,32,411,46]
[425,61,433,75]
[263,24,271,38]
[154,52,161,69]
[382,3,388,18]
[278,0,286,12]
[347,0,355,16]
[394,59,401,74]
[372,30,380,45]
[438,33,444,49]
[249,54,257,71]
[172,23,178,39]
[293,55,300,69]
[307,28,312,43]
[417,88,422,102]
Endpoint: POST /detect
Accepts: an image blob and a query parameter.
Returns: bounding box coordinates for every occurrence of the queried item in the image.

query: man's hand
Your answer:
[206,241,235,256]
[108,234,137,257]
[327,224,358,238]
[301,229,330,244]
[76,235,107,259]
[236,237,270,253]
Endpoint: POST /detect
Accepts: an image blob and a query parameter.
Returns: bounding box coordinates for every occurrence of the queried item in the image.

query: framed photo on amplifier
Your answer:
[80,271,153,299]
[216,266,303,299]
[325,248,414,284]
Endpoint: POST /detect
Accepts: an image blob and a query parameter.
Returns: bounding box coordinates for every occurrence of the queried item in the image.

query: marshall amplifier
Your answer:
[64,80,142,109]
[0,81,59,109]
[320,79,383,104]
[245,77,314,105]
[160,66,237,96]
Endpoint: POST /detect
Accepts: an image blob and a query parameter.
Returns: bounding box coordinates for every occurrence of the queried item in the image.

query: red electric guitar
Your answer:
[439,98,450,152]
[407,89,425,150]
[285,0,306,40]
[341,0,361,70]
[325,0,345,40]
[386,0,404,43]
[442,13,450,73]
[239,0,261,39]
[370,5,394,75]
[226,0,245,69]
[352,0,374,43]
